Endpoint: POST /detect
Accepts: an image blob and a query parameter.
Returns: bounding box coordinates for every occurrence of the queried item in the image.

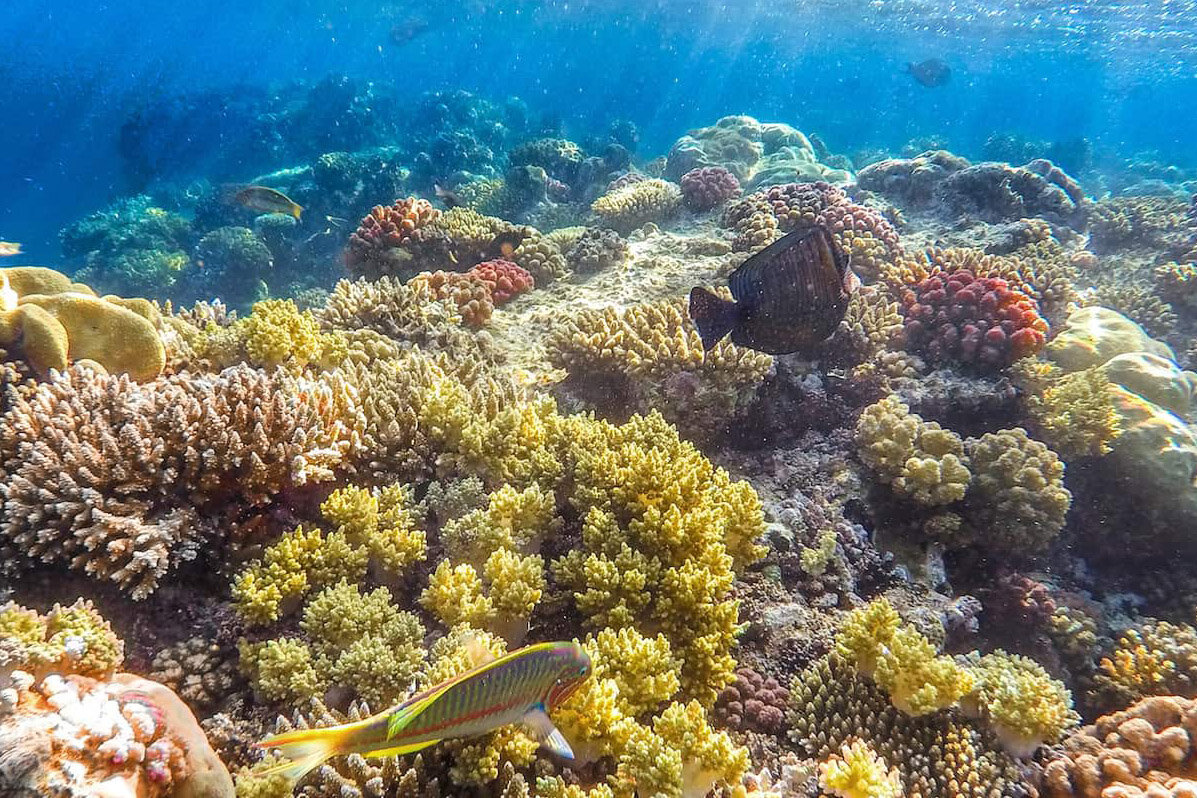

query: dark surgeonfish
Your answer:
[689,225,860,355]
[906,58,952,87]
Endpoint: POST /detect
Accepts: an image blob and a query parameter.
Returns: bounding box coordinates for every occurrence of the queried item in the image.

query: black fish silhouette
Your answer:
[907,58,952,88]
[689,225,859,355]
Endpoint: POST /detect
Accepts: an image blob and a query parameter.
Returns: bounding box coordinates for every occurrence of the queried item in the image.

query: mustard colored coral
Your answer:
[591,178,682,233]
[856,395,971,505]
[818,739,902,798]
[968,651,1079,758]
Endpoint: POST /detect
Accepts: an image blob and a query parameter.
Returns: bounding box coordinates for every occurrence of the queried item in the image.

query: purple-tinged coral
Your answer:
[680,166,742,212]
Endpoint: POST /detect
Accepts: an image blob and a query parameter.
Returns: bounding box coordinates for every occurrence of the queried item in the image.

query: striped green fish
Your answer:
[256,640,591,782]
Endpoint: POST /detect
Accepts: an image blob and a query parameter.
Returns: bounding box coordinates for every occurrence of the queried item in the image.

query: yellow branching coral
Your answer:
[440,483,561,567]
[652,700,750,798]
[546,296,772,435]
[836,598,974,716]
[1014,358,1122,459]
[232,483,425,625]
[968,651,1079,758]
[591,178,682,233]
[1098,620,1197,704]
[421,561,495,629]
[0,599,125,679]
[483,549,546,644]
[589,627,682,718]
[856,395,971,505]
[238,636,322,705]
[964,428,1071,553]
[189,298,343,373]
[818,739,902,798]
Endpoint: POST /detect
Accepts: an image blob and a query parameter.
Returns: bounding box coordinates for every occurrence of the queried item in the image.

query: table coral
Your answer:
[679,166,742,211]
[900,267,1049,370]
[1036,695,1197,798]
[855,395,972,506]
[0,364,360,597]
[545,295,773,435]
[591,178,682,233]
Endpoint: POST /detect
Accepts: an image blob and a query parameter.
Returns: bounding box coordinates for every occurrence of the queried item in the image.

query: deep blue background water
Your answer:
[3,0,1195,260]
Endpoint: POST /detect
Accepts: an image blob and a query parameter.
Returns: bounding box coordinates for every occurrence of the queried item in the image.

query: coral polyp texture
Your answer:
[590,178,682,233]
[0,601,232,798]
[856,395,972,506]
[545,295,773,434]
[722,181,903,280]
[900,267,1049,370]
[679,166,743,211]
[344,197,442,279]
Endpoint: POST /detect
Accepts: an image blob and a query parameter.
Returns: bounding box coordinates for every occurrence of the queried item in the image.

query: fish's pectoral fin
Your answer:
[688,286,739,351]
[523,704,575,760]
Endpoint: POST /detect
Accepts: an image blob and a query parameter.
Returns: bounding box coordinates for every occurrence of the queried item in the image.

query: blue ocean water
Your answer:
[2,0,1195,261]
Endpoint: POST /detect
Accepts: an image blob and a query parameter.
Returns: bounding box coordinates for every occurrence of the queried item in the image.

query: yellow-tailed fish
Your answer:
[0,241,23,257]
[256,640,591,782]
[232,185,303,219]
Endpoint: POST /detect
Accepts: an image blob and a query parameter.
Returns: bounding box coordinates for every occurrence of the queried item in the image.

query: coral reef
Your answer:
[679,166,743,212]
[0,601,232,798]
[193,226,274,309]
[590,178,682,234]
[899,267,1049,370]
[546,296,773,434]
[565,227,630,274]
[664,115,851,189]
[856,395,972,506]
[856,151,1087,229]
[344,197,442,280]
[818,739,902,798]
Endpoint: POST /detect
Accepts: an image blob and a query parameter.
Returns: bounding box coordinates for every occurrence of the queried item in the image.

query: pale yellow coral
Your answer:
[818,739,902,798]
[968,651,1079,758]
[1014,358,1122,459]
[856,395,971,505]
[589,627,682,718]
[591,179,682,233]
[420,561,495,628]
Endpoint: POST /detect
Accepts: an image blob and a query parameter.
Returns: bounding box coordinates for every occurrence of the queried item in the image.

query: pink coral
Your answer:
[900,267,1048,369]
[714,667,790,735]
[344,198,441,278]
[467,259,535,305]
[680,166,743,211]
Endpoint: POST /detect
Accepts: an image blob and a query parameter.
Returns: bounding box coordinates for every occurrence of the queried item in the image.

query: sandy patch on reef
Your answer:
[486,217,743,381]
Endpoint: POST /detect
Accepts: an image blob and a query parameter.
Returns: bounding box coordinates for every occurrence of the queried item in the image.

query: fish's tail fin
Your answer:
[688,286,739,351]
[255,725,351,782]
[290,203,304,220]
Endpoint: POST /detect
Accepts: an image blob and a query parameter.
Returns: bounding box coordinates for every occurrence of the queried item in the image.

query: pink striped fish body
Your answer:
[257,640,590,782]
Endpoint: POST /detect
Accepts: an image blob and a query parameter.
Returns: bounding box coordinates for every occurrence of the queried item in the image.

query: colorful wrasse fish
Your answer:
[231,185,303,219]
[689,224,860,355]
[256,640,591,783]
[0,241,23,257]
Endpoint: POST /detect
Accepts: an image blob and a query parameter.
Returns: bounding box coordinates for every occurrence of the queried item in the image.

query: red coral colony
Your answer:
[900,267,1049,369]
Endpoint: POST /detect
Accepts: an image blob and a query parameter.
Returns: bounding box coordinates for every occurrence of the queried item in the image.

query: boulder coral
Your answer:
[590,178,682,233]
[0,267,166,380]
[679,166,742,211]
[0,601,232,798]
[664,115,851,188]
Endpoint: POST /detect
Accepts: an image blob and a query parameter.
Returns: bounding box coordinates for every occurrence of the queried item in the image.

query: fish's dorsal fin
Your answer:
[522,704,575,759]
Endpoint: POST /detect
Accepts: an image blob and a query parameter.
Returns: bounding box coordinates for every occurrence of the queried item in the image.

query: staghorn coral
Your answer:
[344,198,442,279]
[1035,695,1197,798]
[591,179,682,234]
[964,428,1071,554]
[818,739,902,798]
[679,166,743,212]
[855,395,972,506]
[900,267,1049,370]
[546,296,772,434]
[566,228,631,274]
[0,364,360,597]
[789,655,1025,797]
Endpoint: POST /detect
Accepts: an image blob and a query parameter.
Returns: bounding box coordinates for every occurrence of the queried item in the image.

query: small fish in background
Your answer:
[491,229,528,259]
[255,640,591,783]
[390,14,431,46]
[689,225,860,355]
[231,185,303,219]
[906,58,952,88]
[434,184,462,208]
[0,241,23,257]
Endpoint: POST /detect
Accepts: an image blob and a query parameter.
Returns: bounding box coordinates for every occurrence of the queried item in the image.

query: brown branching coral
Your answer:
[1088,195,1191,253]
[0,364,361,597]
[1035,695,1197,797]
[789,655,1024,798]
[545,296,772,433]
[1091,282,1179,340]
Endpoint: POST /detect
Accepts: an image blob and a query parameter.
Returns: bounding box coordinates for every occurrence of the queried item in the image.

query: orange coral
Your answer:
[345,198,442,279]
